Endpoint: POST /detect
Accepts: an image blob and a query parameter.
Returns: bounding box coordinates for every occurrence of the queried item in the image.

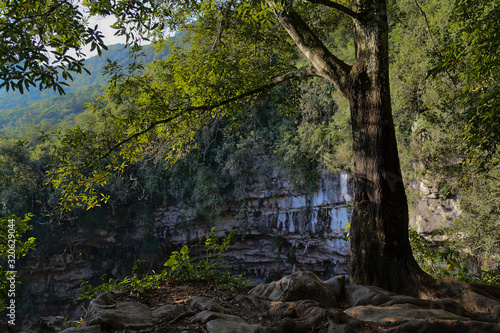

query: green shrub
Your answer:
[164,228,247,289]
[410,228,499,286]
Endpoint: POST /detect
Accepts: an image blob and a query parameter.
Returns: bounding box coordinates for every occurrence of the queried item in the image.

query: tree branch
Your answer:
[305,0,358,19]
[267,1,351,92]
[414,0,458,90]
[101,68,319,160]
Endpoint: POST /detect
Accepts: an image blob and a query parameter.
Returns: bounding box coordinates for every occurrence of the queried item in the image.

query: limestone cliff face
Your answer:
[409,178,461,238]
[155,171,353,281]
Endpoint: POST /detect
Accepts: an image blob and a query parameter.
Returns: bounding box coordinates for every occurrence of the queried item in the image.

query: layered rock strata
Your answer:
[155,172,353,281]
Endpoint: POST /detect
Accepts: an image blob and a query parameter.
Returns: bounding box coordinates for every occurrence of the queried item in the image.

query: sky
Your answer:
[83,15,129,58]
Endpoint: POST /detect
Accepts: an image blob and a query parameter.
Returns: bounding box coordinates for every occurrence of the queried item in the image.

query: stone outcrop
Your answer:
[82,293,158,331]
[409,178,461,237]
[249,271,340,307]
[345,303,472,323]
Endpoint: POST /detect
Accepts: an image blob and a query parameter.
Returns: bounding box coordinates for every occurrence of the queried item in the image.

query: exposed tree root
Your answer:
[410,277,500,321]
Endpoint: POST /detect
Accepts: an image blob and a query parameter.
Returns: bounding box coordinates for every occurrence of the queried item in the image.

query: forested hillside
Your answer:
[0,43,171,133]
[0,0,498,278]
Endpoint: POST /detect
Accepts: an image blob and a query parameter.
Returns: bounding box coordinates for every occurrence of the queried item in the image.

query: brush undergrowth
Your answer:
[410,229,500,285]
[77,228,249,300]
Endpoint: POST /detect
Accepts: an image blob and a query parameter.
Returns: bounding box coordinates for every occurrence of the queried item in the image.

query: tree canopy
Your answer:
[437,0,500,167]
[0,0,112,94]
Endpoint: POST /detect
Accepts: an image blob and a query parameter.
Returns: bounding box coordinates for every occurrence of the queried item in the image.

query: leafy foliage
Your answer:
[0,214,36,311]
[162,228,241,286]
[434,0,500,166]
[389,0,500,276]
[0,137,51,218]
[275,78,351,191]
[0,0,107,94]
[410,229,500,285]
[0,54,345,229]
[389,0,459,174]
[46,30,336,211]
[45,0,339,211]
[164,244,194,279]
[448,167,500,264]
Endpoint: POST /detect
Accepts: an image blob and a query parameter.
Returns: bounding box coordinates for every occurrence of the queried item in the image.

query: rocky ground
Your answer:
[14,271,500,333]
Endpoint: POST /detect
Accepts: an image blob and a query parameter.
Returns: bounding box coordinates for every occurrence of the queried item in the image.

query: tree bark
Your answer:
[346,1,431,292]
[272,0,433,293]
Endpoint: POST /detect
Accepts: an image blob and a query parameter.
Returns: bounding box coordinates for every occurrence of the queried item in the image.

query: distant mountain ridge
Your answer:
[0,43,171,134]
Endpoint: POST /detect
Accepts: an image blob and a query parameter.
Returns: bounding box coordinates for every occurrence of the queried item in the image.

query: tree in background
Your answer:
[431,0,500,272]
[437,0,500,165]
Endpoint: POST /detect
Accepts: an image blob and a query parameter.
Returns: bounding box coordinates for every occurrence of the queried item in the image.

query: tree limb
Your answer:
[267,1,351,92]
[101,68,319,160]
[305,0,358,19]
[212,0,234,50]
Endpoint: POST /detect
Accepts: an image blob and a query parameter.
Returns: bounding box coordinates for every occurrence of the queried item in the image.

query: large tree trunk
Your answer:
[272,0,432,293]
[344,0,432,293]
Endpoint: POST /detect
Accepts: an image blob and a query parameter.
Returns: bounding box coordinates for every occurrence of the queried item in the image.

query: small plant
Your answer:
[199,228,235,275]
[343,220,351,242]
[476,268,500,285]
[164,228,248,289]
[163,244,194,280]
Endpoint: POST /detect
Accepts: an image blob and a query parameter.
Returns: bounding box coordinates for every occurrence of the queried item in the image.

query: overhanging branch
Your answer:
[101,68,320,160]
[268,1,351,91]
[305,0,358,19]
[0,1,68,30]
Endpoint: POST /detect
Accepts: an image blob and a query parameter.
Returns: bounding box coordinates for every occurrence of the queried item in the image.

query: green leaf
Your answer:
[180,244,189,256]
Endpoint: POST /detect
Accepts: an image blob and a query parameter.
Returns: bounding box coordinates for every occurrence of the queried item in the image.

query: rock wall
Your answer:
[155,170,463,281]
[409,178,461,238]
[16,171,353,329]
[155,171,353,281]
